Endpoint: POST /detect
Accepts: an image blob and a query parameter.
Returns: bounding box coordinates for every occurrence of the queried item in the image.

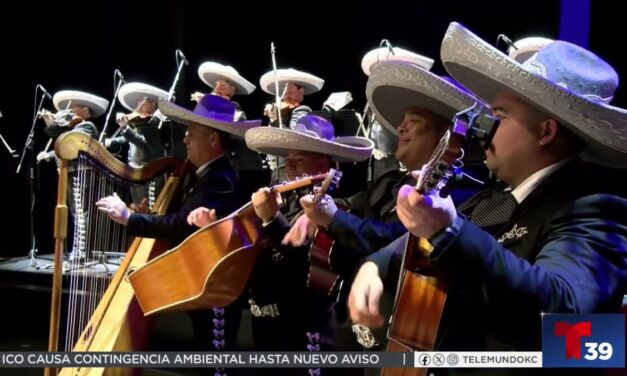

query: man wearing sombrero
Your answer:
[37,90,108,163]
[36,90,109,243]
[97,93,260,353]
[105,82,169,203]
[359,43,437,179]
[259,67,324,129]
[350,22,627,365]
[286,55,489,349]
[192,61,270,198]
[223,115,371,363]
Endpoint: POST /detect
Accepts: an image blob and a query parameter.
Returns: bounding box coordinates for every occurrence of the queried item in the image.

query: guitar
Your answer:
[306,171,345,295]
[128,170,339,316]
[382,104,494,376]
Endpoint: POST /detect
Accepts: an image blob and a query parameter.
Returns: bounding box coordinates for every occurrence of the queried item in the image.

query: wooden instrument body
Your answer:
[380,111,475,376]
[129,170,337,315]
[306,204,349,295]
[129,203,265,314]
[47,132,184,376]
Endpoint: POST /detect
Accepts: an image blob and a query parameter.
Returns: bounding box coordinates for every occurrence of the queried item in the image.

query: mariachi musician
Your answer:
[37,90,108,163]
[105,82,169,204]
[191,61,270,198]
[37,90,109,259]
[259,67,324,129]
[259,68,324,181]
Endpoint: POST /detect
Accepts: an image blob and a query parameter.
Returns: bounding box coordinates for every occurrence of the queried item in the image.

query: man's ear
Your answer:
[538,118,559,146]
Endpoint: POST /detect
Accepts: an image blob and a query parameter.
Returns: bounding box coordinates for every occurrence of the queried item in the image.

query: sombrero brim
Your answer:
[441,22,627,167]
[245,127,373,162]
[198,62,256,95]
[53,90,109,118]
[366,61,488,133]
[361,47,435,76]
[118,83,169,112]
[260,70,324,95]
[159,99,261,138]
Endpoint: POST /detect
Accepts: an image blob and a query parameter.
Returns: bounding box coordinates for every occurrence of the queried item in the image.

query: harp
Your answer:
[45,132,185,376]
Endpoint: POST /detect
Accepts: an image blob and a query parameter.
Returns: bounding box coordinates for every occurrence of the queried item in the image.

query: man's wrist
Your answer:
[262,212,279,227]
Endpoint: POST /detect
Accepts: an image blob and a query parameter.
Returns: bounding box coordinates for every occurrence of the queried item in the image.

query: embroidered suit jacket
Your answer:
[369,159,627,358]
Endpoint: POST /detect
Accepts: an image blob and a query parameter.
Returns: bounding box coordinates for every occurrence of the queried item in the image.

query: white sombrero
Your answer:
[361,46,434,76]
[198,61,256,95]
[259,68,324,95]
[441,22,627,167]
[158,94,261,138]
[245,115,373,162]
[118,82,169,112]
[507,36,554,63]
[366,60,489,133]
[53,90,109,118]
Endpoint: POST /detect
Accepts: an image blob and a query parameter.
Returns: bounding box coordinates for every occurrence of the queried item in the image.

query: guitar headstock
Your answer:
[417,102,497,196]
[313,168,342,202]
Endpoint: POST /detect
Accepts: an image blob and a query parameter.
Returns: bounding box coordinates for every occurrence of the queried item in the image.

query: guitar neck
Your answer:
[271,176,325,194]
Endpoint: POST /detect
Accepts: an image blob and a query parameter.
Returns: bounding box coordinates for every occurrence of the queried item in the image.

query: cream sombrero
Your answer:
[198,62,255,95]
[245,115,373,162]
[259,68,324,95]
[53,90,109,118]
[361,45,434,76]
[508,36,554,63]
[118,82,169,112]
[441,22,627,167]
[366,60,489,133]
[158,94,261,138]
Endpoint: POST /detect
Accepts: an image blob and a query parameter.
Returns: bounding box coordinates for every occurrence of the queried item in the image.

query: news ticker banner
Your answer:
[1,314,622,369]
[1,351,537,368]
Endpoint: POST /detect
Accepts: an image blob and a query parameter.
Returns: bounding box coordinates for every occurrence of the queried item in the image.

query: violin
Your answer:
[264,100,299,119]
[125,111,153,124]
[38,109,84,127]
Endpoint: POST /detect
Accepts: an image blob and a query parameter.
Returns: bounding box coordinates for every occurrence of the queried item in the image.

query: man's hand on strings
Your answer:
[96,192,130,225]
[396,170,456,238]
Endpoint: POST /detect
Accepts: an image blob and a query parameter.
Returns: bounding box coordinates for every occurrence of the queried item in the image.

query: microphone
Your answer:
[380,39,395,56]
[176,50,189,66]
[115,69,126,83]
[497,34,517,51]
[37,84,52,100]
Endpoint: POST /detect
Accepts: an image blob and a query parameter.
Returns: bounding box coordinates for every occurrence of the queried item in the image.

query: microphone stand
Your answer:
[0,111,18,157]
[98,71,125,144]
[16,86,50,269]
[159,50,188,157]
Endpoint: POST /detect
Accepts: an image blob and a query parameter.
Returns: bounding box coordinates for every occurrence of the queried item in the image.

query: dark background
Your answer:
[0,0,623,258]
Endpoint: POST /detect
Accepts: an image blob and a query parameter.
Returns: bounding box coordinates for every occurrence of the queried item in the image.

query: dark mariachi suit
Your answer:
[227,101,271,200]
[127,154,239,246]
[327,168,478,353]
[107,117,167,203]
[127,155,243,353]
[369,159,627,375]
[248,193,341,375]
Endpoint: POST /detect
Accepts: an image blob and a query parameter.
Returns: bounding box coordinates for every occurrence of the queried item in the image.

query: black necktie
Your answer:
[459,188,518,233]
